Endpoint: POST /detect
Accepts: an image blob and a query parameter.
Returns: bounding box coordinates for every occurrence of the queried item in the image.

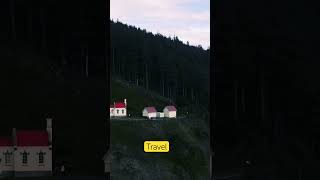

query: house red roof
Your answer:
[0,137,13,146]
[115,103,126,108]
[164,106,177,112]
[16,130,49,146]
[110,102,126,108]
[144,107,157,113]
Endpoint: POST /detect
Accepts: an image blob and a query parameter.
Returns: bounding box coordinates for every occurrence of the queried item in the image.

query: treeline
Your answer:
[214,0,320,169]
[110,20,210,108]
[0,0,106,78]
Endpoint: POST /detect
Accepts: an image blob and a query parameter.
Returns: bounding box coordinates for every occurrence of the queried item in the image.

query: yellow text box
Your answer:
[144,141,169,152]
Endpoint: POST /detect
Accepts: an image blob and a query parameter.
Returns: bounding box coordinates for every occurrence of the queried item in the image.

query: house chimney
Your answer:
[46,118,52,144]
[124,99,127,107]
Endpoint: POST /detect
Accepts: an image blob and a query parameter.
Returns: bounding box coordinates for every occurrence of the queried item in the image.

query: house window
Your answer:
[5,154,10,164]
[3,151,12,164]
[122,109,124,114]
[117,110,119,114]
[21,151,29,164]
[38,151,45,164]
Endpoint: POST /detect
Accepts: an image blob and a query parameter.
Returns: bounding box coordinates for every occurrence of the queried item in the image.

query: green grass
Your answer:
[110,118,210,178]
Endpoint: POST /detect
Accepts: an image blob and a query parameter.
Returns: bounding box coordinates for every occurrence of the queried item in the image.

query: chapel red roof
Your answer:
[164,106,177,111]
[16,130,49,146]
[115,102,126,108]
[144,107,157,113]
[0,137,13,146]
[110,102,126,108]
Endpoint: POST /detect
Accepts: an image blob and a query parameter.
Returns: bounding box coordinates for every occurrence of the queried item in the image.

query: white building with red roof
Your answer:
[0,137,14,177]
[163,106,177,118]
[110,99,127,117]
[142,107,157,119]
[0,118,52,178]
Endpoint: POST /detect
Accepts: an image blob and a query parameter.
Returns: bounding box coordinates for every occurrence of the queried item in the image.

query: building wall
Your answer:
[142,109,148,117]
[14,146,52,174]
[0,147,14,173]
[170,111,177,118]
[163,109,169,117]
[148,113,157,119]
[110,108,113,117]
[156,112,164,118]
[110,108,126,117]
[164,109,177,118]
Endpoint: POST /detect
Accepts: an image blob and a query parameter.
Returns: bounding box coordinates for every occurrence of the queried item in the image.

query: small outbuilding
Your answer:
[156,112,164,118]
[163,106,177,118]
[142,107,157,119]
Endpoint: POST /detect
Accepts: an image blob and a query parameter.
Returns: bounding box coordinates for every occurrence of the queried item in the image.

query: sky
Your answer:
[110,0,210,49]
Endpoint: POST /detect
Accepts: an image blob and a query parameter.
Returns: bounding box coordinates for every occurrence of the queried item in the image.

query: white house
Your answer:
[0,137,14,177]
[142,107,157,119]
[163,106,177,118]
[110,99,127,117]
[0,118,52,178]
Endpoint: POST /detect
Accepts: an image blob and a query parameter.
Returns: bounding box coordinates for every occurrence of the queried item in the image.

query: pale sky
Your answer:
[111,0,210,49]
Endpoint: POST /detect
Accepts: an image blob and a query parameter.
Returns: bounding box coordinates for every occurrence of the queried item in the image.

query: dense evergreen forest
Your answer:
[0,0,107,175]
[110,20,210,109]
[214,0,320,178]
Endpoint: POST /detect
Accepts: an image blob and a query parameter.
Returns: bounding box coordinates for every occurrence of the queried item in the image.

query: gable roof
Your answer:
[164,106,177,112]
[115,102,126,108]
[0,136,13,146]
[110,102,126,108]
[144,107,157,113]
[16,130,49,146]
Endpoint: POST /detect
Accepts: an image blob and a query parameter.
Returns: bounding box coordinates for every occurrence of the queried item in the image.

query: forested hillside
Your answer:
[109,21,210,179]
[213,0,320,178]
[0,0,107,175]
[110,20,210,108]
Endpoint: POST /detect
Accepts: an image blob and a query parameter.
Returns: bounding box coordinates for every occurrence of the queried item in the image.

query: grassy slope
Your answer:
[110,80,210,179]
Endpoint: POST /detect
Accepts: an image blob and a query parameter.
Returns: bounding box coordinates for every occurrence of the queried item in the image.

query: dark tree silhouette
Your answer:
[110,20,210,108]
